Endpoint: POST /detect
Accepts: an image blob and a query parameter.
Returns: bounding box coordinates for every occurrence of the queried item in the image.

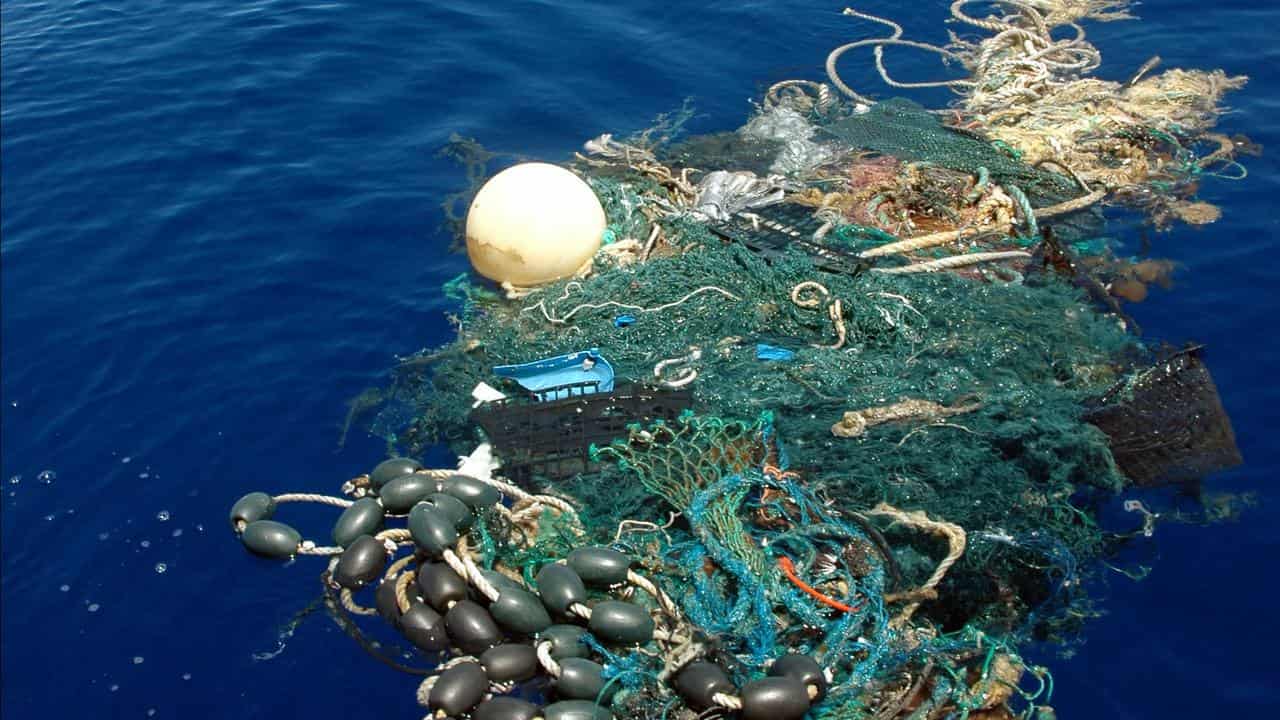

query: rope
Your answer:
[826,8,972,105]
[273,493,354,508]
[654,348,702,388]
[789,282,847,350]
[866,503,966,624]
[873,250,1030,274]
[521,282,740,325]
[536,640,562,678]
[859,189,1106,258]
[340,588,378,616]
[297,542,344,556]
[443,547,501,602]
[777,556,860,613]
[764,79,835,113]
[396,568,416,614]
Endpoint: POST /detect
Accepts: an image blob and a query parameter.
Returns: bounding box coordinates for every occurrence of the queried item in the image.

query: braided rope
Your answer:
[790,282,848,350]
[273,493,354,508]
[866,503,966,624]
[442,548,501,602]
[535,640,562,678]
[297,542,344,556]
[873,250,1031,274]
[340,588,378,616]
[859,188,1106,258]
[396,568,416,614]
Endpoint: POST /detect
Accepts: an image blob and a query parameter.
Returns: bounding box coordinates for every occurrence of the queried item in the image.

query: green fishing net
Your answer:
[822,98,1082,206]
[386,234,1134,643]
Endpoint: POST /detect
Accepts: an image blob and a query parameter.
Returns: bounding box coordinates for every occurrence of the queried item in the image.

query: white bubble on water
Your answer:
[171,528,183,538]
[44,514,55,521]
[110,684,119,692]
[156,510,170,522]
[196,524,204,533]
[139,473,150,479]
[37,470,56,484]
[122,457,132,464]
[88,603,100,613]
[154,563,167,574]
[98,532,110,541]
[60,584,70,592]
[140,540,151,549]
[132,656,144,665]
[181,673,191,681]
[8,475,20,485]
[148,710,156,717]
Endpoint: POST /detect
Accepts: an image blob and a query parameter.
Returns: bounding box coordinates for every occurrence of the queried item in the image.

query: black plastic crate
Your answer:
[471,382,692,482]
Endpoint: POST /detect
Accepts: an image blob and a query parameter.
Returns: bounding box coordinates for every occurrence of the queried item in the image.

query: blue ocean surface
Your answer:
[2,1,1277,717]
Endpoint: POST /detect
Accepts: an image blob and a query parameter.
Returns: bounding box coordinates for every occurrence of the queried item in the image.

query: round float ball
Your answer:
[739,677,811,720]
[674,661,735,710]
[769,654,827,701]
[539,624,591,660]
[417,562,470,611]
[490,587,553,635]
[229,492,276,529]
[587,600,654,645]
[542,699,614,720]
[556,657,616,702]
[446,600,503,655]
[375,580,402,627]
[429,661,490,717]
[331,497,385,548]
[333,534,388,590]
[241,520,300,559]
[370,457,421,490]
[400,601,451,652]
[465,163,606,287]
[474,696,540,720]
[566,547,631,587]
[480,644,539,683]
[536,563,587,615]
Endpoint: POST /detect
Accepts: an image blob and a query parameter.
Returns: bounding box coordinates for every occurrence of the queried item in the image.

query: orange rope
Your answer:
[776,556,860,613]
[762,463,799,481]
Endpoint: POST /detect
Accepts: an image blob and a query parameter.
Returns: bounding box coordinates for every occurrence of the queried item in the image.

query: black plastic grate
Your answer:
[471,382,692,482]
[709,203,869,276]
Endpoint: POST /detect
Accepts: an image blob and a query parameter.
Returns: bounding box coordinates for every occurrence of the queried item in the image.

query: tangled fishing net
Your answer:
[232,3,1250,719]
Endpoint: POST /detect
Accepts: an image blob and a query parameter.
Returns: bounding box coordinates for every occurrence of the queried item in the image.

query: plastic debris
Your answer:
[492,349,615,400]
[755,344,796,362]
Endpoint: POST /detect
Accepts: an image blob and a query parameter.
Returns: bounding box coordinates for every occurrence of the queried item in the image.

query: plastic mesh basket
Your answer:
[1086,347,1242,487]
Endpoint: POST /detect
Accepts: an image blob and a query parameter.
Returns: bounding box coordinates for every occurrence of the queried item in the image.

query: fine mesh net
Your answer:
[821,98,1087,214]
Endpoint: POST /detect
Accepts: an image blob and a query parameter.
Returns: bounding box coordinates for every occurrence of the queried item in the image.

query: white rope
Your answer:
[653,348,702,388]
[521,282,740,325]
[273,493,354,508]
[443,548,501,603]
[873,251,1031,274]
[536,640,562,678]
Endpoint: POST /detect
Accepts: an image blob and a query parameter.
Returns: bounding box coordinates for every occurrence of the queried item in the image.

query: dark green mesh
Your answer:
[822,98,1082,206]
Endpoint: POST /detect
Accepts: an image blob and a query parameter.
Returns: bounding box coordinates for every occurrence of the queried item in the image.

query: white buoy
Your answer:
[465,162,606,286]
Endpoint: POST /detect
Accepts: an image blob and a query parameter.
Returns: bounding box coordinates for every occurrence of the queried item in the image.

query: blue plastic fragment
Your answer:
[493,348,615,400]
[756,343,796,362]
[614,315,636,328]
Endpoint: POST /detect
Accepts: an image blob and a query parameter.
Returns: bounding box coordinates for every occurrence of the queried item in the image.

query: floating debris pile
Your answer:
[231,3,1250,718]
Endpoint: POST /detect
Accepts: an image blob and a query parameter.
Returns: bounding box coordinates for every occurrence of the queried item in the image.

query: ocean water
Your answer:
[2,1,1277,718]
